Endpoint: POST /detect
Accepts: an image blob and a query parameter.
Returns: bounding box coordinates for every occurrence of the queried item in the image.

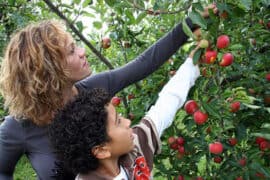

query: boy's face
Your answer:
[106,103,134,157]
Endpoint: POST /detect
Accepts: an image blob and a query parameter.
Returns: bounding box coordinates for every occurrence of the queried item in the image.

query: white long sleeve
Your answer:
[145,57,200,137]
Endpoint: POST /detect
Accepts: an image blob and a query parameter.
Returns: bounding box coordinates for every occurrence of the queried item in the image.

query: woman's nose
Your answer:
[78,47,86,57]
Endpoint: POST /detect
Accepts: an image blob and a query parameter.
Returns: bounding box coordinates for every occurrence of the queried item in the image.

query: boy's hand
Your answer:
[188,45,200,59]
[201,4,218,18]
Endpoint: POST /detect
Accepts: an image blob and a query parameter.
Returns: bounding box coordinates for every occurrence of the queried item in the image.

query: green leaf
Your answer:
[73,0,81,5]
[201,101,221,119]
[125,10,135,24]
[76,21,83,32]
[189,11,207,29]
[182,20,196,40]
[193,48,203,64]
[82,0,92,7]
[251,133,270,140]
[242,103,261,109]
[136,12,147,24]
[93,21,102,29]
[229,44,244,50]
[104,0,116,7]
[8,0,15,6]
[240,0,252,10]
[261,123,270,129]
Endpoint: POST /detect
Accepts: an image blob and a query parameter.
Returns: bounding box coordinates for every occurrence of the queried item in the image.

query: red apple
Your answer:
[168,136,176,145]
[193,110,208,125]
[238,157,247,166]
[265,73,270,81]
[236,176,243,180]
[230,101,241,113]
[196,177,204,180]
[177,175,185,180]
[255,172,265,178]
[213,156,223,163]
[217,35,230,49]
[184,100,199,115]
[178,146,185,154]
[264,95,270,106]
[206,126,211,134]
[228,138,237,146]
[204,50,217,64]
[128,94,135,100]
[111,96,121,106]
[259,141,270,151]
[220,53,234,67]
[267,21,270,29]
[101,37,111,49]
[170,143,178,150]
[256,137,266,145]
[209,142,223,154]
[176,137,185,146]
[219,11,228,19]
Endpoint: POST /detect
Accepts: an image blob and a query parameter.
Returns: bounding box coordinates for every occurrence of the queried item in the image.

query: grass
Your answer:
[14,155,36,180]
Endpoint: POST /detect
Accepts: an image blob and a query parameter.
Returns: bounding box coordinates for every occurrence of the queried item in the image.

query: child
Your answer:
[48,49,200,179]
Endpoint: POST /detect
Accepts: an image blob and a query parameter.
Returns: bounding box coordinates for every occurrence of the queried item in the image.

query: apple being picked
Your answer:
[199,39,209,48]
[111,96,121,106]
[217,35,230,49]
[193,110,208,125]
[101,37,111,49]
[184,100,198,115]
[220,53,234,67]
[209,142,223,154]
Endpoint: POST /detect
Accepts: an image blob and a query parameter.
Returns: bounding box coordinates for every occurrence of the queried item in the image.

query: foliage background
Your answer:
[0,0,270,179]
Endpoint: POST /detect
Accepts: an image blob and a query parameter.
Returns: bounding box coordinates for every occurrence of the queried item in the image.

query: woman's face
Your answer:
[65,37,91,82]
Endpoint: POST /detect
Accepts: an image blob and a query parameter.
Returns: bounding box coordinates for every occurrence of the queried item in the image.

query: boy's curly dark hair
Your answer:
[48,88,111,175]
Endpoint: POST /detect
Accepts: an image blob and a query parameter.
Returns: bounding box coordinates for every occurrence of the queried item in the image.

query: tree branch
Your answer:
[43,0,114,69]
[133,1,192,15]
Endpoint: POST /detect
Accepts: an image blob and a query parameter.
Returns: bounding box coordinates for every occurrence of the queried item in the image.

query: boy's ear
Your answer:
[92,144,111,159]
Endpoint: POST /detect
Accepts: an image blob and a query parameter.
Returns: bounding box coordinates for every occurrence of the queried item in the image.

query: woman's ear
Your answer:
[91,144,111,159]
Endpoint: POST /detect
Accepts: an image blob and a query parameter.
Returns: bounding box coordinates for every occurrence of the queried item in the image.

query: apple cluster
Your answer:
[184,100,208,125]
[167,136,186,158]
[200,35,234,67]
[255,137,270,151]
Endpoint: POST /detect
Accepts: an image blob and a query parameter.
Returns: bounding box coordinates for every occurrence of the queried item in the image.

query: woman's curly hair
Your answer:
[0,20,72,125]
[48,88,111,175]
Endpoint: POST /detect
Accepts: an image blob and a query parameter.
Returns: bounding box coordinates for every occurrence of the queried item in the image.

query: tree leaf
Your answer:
[201,101,221,119]
[182,20,196,40]
[93,21,102,29]
[193,48,203,64]
[104,0,116,7]
[189,11,207,29]
[82,0,93,7]
[136,12,147,24]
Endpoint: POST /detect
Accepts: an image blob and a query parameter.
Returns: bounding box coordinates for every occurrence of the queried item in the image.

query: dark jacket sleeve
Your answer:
[75,18,197,96]
[0,116,24,180]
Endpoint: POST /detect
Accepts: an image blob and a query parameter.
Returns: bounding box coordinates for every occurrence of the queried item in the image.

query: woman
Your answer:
[0,5,217,180]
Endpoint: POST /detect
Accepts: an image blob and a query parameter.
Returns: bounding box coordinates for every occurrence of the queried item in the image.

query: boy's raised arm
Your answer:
[145,53,200,137]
